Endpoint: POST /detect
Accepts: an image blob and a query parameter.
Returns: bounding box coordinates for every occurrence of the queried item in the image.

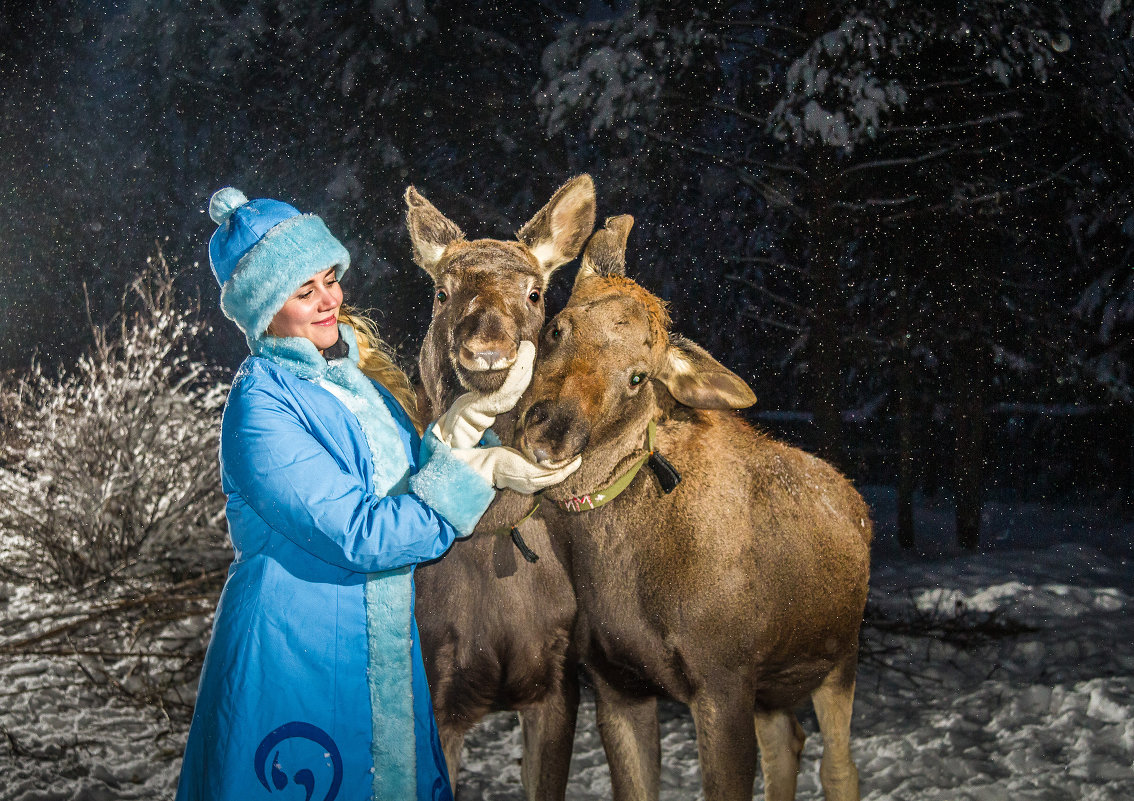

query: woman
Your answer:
[176,188,576,801]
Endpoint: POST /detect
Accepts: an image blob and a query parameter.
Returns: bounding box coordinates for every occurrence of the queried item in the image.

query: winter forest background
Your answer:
[1,2,1133,800]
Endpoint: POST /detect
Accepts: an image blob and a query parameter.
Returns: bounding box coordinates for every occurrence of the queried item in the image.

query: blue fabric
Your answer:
[176,335,492,801]
[479,428,502,448]
[252,326,410,497]
[409,425,496,538]
[209,197,302,285]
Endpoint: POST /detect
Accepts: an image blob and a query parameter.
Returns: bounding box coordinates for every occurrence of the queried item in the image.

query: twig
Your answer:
[10,648,199,659]
[0,585,221,653]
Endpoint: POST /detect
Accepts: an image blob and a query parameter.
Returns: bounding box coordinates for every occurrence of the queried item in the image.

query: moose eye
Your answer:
[528,289,541,304]
[548,326,562,341]
[436,289,448,304]
[630,372,647,387]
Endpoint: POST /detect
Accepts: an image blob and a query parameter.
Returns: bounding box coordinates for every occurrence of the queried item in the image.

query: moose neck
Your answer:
[417,333,456,422]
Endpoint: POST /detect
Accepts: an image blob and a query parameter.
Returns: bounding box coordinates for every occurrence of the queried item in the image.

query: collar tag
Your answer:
[560,493,601,512]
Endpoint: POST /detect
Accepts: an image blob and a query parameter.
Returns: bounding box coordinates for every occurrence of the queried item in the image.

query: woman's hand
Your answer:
[450,445,581,494]
[434,340,535,449]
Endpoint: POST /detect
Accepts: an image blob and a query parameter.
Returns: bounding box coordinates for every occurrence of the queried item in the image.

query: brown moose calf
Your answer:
[516,216,873,801]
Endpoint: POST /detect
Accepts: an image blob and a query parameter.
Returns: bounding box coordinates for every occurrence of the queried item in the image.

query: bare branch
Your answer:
[886,110,1025,135]
[726,272,813,317]
[738,306,806,333]
[841,145,959,176]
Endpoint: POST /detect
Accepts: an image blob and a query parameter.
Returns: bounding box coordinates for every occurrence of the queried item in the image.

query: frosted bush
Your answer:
[536,9,710,139]
[0,253,228,589]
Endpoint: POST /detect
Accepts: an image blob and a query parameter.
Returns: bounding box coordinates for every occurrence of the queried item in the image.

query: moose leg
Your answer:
[690,689,759,801]
[438,723,468,797]
[754,709,805,801]
[592,674,660,801]
[811,669,860,801]
[518,669,580,801]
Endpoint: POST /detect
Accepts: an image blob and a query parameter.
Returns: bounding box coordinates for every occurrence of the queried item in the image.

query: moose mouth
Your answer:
[451,350,516,393]
[533,453,578,470]
[457,350,517,373]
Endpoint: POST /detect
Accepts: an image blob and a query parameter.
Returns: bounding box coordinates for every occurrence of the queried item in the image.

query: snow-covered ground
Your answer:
[2,488,1132,800]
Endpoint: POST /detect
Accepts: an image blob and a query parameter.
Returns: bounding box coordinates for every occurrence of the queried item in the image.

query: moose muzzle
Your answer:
[519,398,590,468]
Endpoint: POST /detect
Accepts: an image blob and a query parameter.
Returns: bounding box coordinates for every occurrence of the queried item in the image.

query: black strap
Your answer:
[510,527,540,563]
[648,452,681,494]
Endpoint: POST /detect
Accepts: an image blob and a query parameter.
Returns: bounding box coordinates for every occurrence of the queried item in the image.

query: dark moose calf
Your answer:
[516,216,873,801]
[406,176,596,799]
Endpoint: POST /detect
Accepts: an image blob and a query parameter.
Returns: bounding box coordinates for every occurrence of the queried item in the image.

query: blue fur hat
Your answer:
[208,187,351,341]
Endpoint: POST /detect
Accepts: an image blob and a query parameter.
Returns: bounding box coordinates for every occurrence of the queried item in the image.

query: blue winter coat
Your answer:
[176,327,494,801]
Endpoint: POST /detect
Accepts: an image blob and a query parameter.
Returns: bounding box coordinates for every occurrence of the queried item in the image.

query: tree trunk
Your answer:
[801,0,845,470]
[896,338,916,550]
[805,151,845,469]
[1118,403,1133,511]
[952,335,988,550]
[894,240,916,549]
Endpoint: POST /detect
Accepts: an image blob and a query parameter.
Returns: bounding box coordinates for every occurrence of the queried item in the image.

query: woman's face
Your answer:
[267,267,343,351]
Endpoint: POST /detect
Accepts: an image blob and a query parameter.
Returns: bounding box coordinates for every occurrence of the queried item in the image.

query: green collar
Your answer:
[497,419,681,562]
[552,419,658,513]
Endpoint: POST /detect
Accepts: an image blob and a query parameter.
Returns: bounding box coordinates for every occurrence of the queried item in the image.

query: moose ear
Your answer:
[517,174,597,279]
[657,335,756,410]
[405,186,466,278]
[574,215,634,290]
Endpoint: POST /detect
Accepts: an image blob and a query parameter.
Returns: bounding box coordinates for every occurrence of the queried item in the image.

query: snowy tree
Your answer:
[97,0,578,363]
[0,2,588,371]
[1064,3,1134,403]
[2,1,1128,552]
[536,0,1126,549]
[536,3,759,374]
[730,1,1081,552]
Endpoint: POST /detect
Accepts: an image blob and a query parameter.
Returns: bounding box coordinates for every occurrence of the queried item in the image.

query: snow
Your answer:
[2,490,1132,800]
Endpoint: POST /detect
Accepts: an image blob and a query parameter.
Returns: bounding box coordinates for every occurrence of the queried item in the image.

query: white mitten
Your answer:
[434,341,536,450]
[451,445,581,494]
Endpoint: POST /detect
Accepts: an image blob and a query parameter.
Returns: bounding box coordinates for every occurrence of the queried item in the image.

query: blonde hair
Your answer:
[338,306,423,432]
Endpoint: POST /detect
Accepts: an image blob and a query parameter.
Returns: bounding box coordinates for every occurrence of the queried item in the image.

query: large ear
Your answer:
[574,215,633,291]
[657,335,757,410]
[516,174,597,279]
[405,186,466,278]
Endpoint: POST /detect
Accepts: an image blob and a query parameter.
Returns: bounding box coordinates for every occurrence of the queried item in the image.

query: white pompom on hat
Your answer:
[208,187,249,225]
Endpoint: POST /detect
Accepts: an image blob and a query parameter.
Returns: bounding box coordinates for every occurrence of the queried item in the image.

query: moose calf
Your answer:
[516,216,873,801]
[405,176,596,799]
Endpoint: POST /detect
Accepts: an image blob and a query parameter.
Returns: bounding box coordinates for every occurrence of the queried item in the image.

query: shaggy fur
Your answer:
[516,176,597,271]
[409,427,496,537]
[517,218,872,801]
[407,177,595,799]
[404,186,466,277]
[365,566,416,800]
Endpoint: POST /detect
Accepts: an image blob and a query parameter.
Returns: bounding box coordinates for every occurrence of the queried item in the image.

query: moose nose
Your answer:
[521,399,588,463]
[460,346,510,370]
[477,349,504,367]
[524,401,551,428]
[532,447,552,463]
